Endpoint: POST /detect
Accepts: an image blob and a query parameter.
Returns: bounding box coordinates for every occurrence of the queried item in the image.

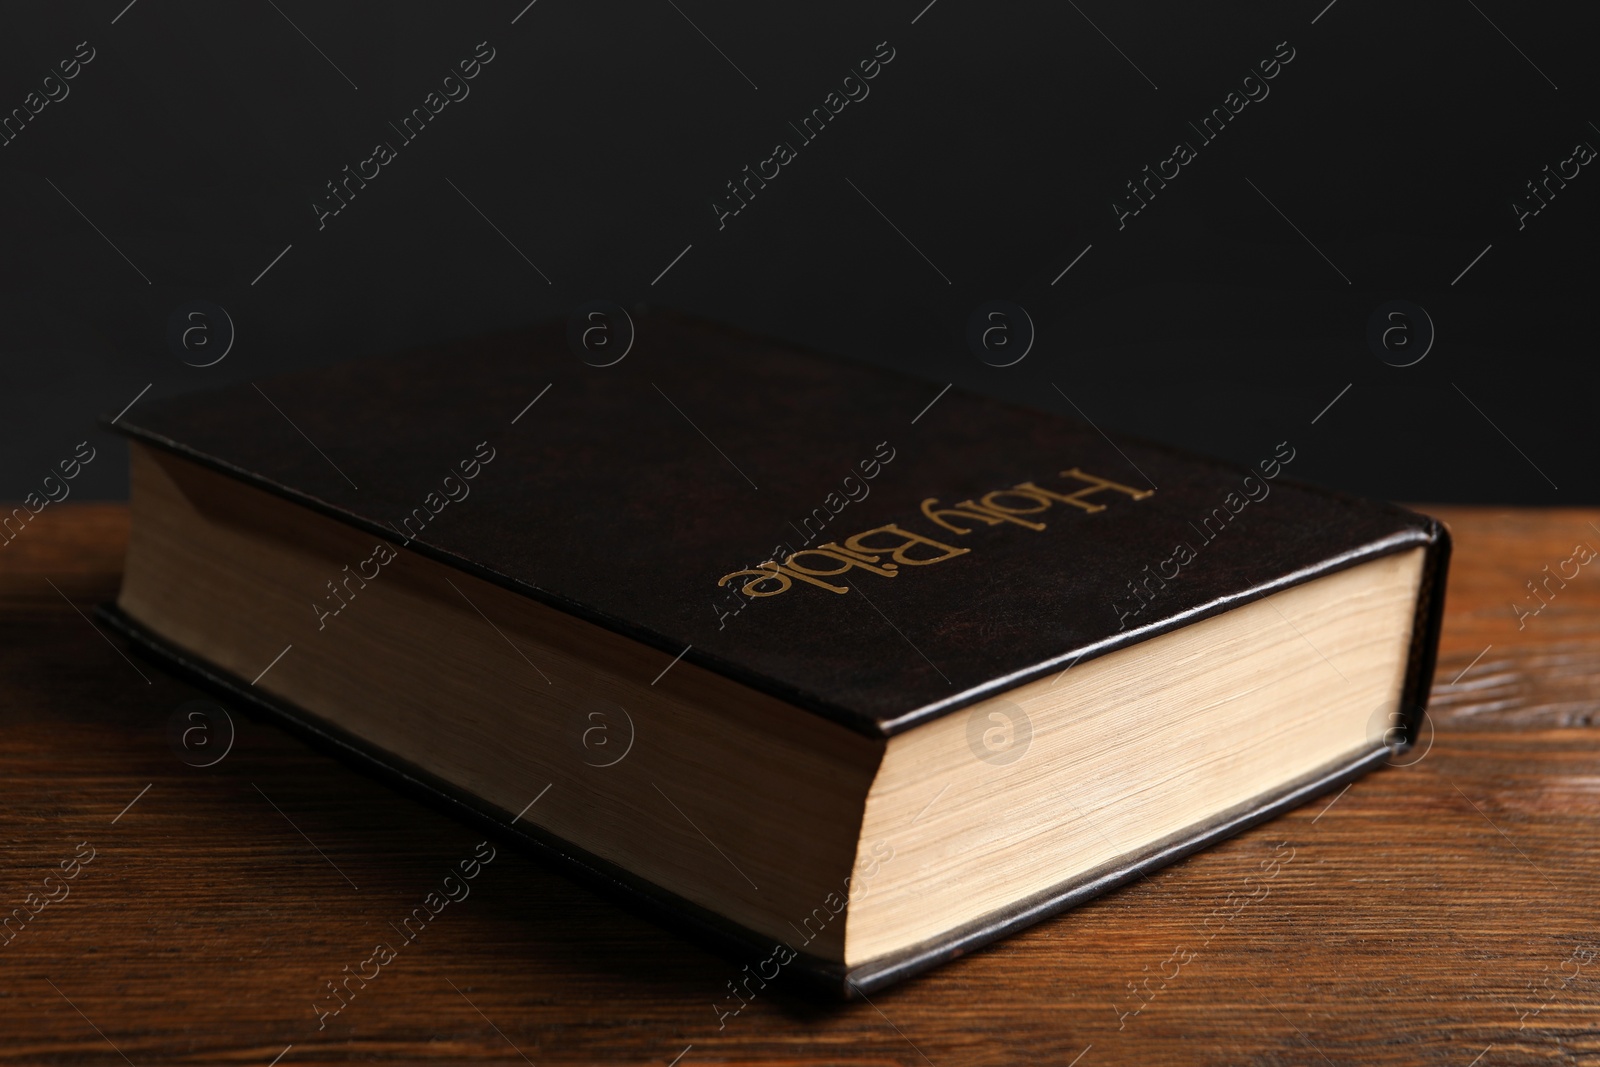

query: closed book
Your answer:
[101,310,1448,996]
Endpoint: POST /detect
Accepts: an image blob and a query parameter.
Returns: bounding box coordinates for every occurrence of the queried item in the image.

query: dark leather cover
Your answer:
[111,310,1450,738]
[104,310,1450,995]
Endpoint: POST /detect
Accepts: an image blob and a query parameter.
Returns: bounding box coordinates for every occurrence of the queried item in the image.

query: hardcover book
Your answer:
[101,310,1449,996]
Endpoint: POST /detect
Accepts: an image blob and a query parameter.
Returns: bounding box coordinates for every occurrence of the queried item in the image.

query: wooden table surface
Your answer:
[2,503,1597,1066]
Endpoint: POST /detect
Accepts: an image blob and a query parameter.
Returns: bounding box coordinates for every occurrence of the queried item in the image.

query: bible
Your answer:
[100,311,1448,995]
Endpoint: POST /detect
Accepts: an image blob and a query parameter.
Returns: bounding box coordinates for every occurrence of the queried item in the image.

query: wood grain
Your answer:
[1,503,1596,1066]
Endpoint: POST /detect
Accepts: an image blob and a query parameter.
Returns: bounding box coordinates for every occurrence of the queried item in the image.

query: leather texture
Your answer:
[111,310,1449,738]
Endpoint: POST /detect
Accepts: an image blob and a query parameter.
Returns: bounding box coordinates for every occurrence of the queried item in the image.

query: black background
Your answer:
[2,0,1594,505]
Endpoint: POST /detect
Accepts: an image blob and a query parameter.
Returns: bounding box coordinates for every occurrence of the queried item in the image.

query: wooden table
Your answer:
[3,504,1596,1066]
